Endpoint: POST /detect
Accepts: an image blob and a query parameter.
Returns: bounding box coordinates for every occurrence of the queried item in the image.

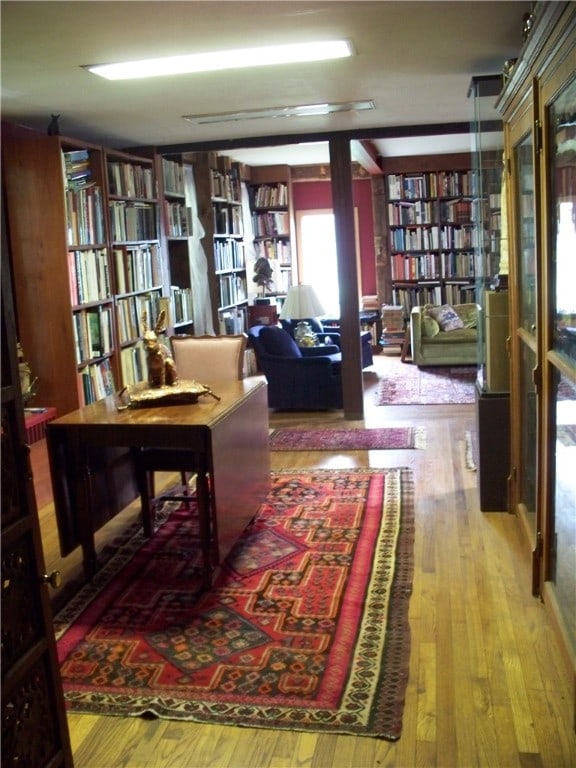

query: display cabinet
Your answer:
[468,74,511,512]
[497,0,575,711]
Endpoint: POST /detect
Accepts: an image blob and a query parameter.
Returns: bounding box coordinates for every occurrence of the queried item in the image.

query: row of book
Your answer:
[73,305,114,364]
[171,286,194,326]
[107,160,155,199]
[218,273,247,309]
[114,244,163,295]
[387,170,474,201]
[65,185,106,246]
[390,225,475,252]
[391,281,476,316]
[209,168,241,203]
[254,238,291,264]
[62,149,92,191]
[161,157,185,196]
[116,290,163,345]
[218,308,245,335]
[164,200,193,237]
[119,343,148,387]
[77,358,115,406]
[68,248,111,306]
[214,238,246,272]
[252,211,290,237]
[251,183,288,208]
[109,201,158,242]
[212,202,243,237]
[391,251,476,281]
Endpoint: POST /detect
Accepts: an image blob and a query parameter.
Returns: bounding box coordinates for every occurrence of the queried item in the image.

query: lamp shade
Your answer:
[280,284,325,319]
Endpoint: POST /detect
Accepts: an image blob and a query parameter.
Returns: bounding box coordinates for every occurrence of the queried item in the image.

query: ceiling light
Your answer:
[85,40,353,81]
[183,101,375,125]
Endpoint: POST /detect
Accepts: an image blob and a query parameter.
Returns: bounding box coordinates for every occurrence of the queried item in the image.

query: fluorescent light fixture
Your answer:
[183,101,375,125]
[85,40,353,81]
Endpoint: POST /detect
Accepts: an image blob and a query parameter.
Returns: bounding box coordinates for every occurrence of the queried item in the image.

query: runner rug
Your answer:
[269,426,426,451]
[376,358,476,405]
[55,467,414,740]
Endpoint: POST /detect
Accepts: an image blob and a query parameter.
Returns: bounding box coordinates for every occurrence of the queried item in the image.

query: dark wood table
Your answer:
[46,377,271,587]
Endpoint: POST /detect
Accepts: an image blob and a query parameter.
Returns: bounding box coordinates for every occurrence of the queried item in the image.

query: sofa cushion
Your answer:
[427,304,465,331]
[259,326,302,358]
[421,314,440,338]
[453,303,478,329]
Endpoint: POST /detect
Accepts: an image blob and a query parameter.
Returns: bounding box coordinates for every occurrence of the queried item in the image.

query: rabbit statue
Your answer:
[141,309,178,387]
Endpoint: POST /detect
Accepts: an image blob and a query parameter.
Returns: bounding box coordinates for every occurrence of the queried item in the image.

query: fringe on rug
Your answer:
[414,426,427,449]
[464,431,477,471]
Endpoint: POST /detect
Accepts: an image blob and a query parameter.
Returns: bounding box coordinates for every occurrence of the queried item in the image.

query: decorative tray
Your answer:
[116,379,220,410]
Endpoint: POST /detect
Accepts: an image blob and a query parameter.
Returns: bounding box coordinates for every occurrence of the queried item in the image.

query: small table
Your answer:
[46,377,271,587]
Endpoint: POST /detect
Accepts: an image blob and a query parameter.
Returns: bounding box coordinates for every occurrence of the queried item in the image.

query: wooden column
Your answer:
[329,138,364,419]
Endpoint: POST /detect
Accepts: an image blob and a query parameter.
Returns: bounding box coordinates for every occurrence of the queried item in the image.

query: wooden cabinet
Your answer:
[248,165,296,302]
[1,206,74,767]
[496,0,575,709]
[381,154,474,316]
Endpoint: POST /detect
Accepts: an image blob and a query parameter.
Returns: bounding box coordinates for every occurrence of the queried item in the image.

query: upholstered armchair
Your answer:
[280,318,374,369]
[247,325,343,410]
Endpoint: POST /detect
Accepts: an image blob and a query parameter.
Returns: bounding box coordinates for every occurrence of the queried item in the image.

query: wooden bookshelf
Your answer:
[104,147,165,387]
[157,155,195,333]
[2,123,118,414]
[186,151,248,335]
[381,153,474,317]
[248,165,296,302]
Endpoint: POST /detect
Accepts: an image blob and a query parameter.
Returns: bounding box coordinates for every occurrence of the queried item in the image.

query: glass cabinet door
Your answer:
[512,127,538,545]
[546,74,576,651]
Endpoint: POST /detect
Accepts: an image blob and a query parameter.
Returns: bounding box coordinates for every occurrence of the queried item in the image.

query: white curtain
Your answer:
[184,163,215,335]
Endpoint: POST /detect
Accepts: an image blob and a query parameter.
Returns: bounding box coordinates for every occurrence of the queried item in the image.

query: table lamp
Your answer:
[280,284,325,345]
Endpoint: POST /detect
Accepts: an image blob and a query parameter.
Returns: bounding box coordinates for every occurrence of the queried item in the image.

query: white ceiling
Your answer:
[1,1,529,166]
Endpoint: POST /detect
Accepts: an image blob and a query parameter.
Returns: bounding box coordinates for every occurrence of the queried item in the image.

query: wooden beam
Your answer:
[329,138,364,419]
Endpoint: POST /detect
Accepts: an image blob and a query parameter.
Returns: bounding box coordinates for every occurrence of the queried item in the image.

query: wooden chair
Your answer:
[133,334,248,585]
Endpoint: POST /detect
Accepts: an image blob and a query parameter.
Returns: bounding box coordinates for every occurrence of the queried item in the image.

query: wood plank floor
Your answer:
[33,353,575,768]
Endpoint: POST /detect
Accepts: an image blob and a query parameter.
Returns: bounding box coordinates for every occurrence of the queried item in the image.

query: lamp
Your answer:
[280,285,325,346]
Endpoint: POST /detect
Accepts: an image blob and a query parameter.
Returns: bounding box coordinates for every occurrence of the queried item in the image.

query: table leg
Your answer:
[195,463,213,591]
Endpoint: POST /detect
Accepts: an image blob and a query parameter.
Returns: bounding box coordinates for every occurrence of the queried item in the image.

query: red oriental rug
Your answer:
[269,426,426,451]
[55,468,414,740]
[376,358,476,405]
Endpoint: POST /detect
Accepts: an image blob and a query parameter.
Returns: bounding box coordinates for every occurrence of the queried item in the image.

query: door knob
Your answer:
[40,570,62,589]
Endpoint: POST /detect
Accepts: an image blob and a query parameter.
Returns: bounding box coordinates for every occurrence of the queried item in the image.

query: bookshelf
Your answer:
[158,155,194,333]
[248,165,296,303]
[2,124,118,414]
[188,152,248,334]
[104,148,165,387]
[382,154,475,317]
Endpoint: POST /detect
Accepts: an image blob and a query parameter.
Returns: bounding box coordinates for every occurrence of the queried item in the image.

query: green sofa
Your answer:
[410,303,478,367]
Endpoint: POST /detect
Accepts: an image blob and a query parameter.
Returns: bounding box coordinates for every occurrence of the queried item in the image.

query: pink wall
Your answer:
[292,179,377,296]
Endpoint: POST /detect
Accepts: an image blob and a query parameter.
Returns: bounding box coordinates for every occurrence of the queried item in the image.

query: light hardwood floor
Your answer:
[33,353,575,768]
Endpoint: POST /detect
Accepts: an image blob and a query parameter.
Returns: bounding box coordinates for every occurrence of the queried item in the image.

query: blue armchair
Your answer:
[247,325,343,410]
[280,318,374,369]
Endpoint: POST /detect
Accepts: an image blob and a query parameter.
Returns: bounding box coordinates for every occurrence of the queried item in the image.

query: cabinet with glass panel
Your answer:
[497,0,575,711]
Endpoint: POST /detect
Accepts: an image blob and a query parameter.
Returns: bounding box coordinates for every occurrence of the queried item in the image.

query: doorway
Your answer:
[295,208,362,317]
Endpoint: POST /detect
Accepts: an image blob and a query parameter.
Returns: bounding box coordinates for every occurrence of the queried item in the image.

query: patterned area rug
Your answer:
[376,358,476,405]
[269,426,426,451]
[55,468,414,740]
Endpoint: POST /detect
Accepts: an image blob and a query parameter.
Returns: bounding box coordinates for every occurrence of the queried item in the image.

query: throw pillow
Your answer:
[427,304,465,332]
[259,327,302,358]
